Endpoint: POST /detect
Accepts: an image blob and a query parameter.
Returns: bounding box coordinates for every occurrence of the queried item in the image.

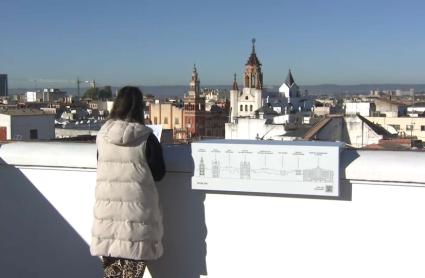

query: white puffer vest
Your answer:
[90,120,163,260]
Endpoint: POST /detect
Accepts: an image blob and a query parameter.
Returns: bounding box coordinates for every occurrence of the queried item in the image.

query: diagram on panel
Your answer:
[302,153,334,183]
[199,157,205,176]
[195,147,335,184]
[192,141,342,197]
[212,159,220,178]
[293,151,303,176]
[240,159,251,179]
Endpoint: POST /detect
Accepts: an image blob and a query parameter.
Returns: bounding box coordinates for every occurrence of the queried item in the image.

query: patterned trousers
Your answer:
[102,256,147,278]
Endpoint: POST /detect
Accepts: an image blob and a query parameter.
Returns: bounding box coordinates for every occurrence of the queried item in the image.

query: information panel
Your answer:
[191,140,344,196]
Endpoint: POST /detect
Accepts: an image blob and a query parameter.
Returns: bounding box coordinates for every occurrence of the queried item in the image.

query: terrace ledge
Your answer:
[0,141,424,187]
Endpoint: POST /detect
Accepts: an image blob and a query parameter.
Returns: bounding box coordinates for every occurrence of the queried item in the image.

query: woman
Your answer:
[91,86,166,278]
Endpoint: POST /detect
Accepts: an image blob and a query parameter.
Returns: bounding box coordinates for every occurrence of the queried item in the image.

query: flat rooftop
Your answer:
[0,109,53,116]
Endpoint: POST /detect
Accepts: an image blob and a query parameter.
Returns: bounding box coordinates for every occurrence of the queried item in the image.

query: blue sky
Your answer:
[1,0,425,88]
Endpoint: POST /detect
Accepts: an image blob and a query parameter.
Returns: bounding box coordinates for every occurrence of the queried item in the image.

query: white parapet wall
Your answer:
[0,142,425,278]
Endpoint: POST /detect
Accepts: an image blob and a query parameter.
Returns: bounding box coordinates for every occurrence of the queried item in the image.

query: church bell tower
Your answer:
[244,38,263,90]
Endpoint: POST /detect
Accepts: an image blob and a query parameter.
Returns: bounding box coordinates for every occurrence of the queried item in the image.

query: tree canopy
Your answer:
[82,86,113,100]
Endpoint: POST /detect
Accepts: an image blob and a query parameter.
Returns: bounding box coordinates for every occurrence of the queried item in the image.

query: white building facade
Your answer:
[345,101,375,117]
[0,110,55,140]
[278,69,314,113]
[26,91,44,103]
[225,118,286,140]
[279,70,300,110]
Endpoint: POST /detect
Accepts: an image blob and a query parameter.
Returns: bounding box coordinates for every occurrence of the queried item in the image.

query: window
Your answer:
[163,117,168,124]
[30,129,38,139]
[406,124,414,131]
[245,96,248,100]
[154,117,158,124]
[250,105,253,112]
[421,125,425,131]
[175,118,179,125]
[240,105,243,111]
[245,105,248,111]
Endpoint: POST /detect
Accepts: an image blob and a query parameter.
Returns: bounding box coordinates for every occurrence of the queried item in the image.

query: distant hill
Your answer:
[8,84,425,98]
[8,85,231,99]
[299,84,425,95]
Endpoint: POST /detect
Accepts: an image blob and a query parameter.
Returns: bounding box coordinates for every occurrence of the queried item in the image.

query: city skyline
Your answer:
[1,0,425,88]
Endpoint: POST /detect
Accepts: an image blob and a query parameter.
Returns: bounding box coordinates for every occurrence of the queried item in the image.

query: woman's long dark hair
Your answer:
[109,86,145,124]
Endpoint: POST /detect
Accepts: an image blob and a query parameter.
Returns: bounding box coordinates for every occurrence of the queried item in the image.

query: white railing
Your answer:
[1,142,425,278]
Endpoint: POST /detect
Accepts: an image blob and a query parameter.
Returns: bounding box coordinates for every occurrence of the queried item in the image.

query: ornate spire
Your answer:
[243,39,263,89]
[246,38,261,66]
[192,64,198,81]
[285,69,295,87]
[189,64,200,96]
[232,73,239,91]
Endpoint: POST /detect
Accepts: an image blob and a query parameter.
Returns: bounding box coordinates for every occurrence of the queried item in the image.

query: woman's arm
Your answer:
[145,133,166,181]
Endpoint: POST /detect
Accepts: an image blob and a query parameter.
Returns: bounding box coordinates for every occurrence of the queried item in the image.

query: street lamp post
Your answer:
[410,120,415,149]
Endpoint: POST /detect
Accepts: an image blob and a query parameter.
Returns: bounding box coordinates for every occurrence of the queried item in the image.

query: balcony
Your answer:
[1,141,425,278]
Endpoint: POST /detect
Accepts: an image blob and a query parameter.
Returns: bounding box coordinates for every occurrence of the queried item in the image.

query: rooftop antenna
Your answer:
[76,77,81,98]
[31,79,38,92]
[412,88,415,108]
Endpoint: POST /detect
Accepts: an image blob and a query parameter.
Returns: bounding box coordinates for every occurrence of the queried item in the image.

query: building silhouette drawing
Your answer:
[295,156,302,176]
[212,159,220,178]
[303,167,334,183]
[196,148,334,184]
[302,156,334,183]
[199,157,205,176]
[240,160,251,179]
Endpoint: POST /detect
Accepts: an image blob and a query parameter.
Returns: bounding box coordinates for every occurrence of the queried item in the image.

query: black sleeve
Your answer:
[145,133,166,181]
